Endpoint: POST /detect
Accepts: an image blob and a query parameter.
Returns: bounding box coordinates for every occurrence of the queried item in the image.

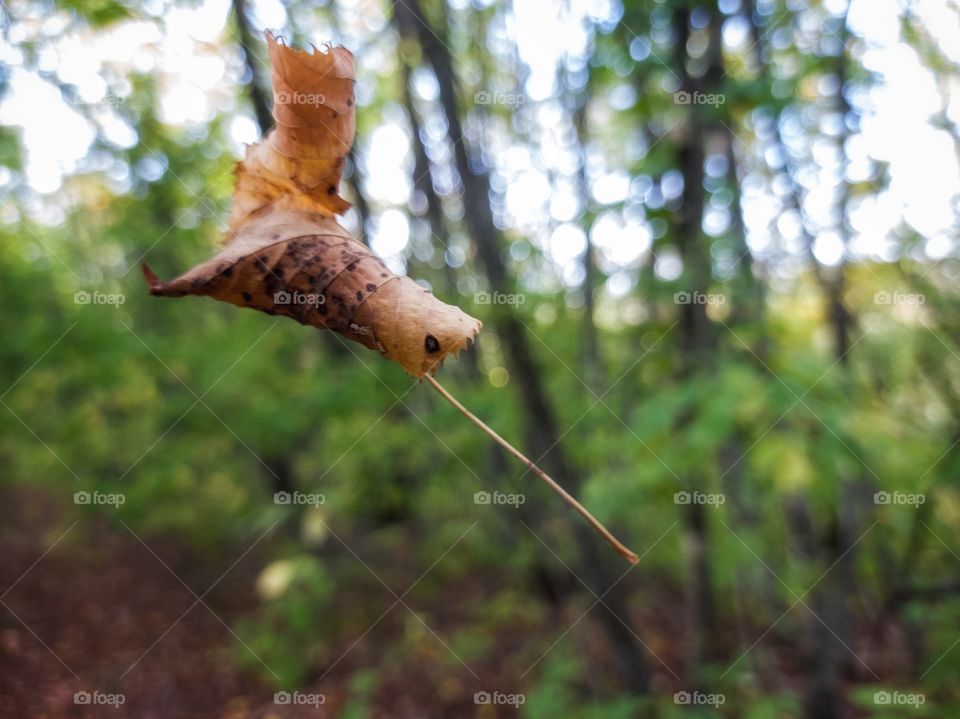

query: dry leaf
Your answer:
[142,33,638,564]
[144,32,480,378]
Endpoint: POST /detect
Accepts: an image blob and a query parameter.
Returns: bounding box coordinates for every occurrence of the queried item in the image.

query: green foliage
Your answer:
[54,0,132,27]
[522,653,646,719]
[1,0,959,716]
[236,554,336,686]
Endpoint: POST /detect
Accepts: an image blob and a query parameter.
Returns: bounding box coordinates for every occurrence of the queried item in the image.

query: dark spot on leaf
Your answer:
[425,335,440,354]
[380,272,388,278]
[366,283,376,292]
[347,262,357,272]
[327,185,337,195]
[347,98,354,107]
[356,291,363,302]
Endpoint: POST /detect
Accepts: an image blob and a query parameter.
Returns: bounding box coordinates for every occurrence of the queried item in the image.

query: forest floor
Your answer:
[0,486,588,718]
[0,485,892,718]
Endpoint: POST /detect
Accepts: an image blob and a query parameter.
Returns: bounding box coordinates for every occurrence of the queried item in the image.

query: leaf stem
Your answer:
[424,374,639,564]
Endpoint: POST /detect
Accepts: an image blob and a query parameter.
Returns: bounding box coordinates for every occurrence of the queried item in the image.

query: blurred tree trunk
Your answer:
[397,41,462,306]
[743,0,852,345]
[392,3,571,606]
[231,0,273,136]
[394,25,561,568]
[393,0,650,693]
[325,4,371,246]
[345,148,372,247]
[705,1,772,676]
[742,6,864,714]
[804,17,862,719]
[747,2,861,712]
[571,77,604,393]
[672,3,721,678]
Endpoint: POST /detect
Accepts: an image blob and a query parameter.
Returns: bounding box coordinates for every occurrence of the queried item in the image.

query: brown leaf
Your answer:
[145,34,480,378]
[230,32,356,229]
